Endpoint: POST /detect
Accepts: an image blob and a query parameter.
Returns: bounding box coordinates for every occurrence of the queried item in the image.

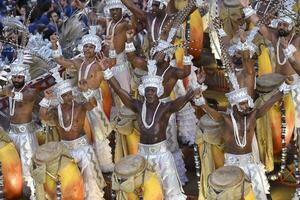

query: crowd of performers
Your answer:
[0,0,300,199]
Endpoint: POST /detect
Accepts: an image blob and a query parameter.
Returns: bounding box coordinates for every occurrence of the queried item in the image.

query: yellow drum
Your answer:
[0,128,23,199]
[32,142,84,200]
[112,155,163,200]
[207,166,255,200]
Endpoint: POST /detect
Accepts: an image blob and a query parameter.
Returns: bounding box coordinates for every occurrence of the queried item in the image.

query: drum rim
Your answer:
[114,155,147,179]
[256,73,286,93]
[209,166,245,189]
[34,142,64,164]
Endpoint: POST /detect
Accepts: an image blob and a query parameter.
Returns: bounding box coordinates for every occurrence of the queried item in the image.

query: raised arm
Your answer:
[241,49,255,97]
[120,0,146,24]
[98,54,139,112]
[125,29,147,70]
[175,50,192,79]
[77,80,98,111]
[50,34,80,69]
[254,79,294,119]
[280,37,300,75]
[240,0,274,41]
[168,88,195,113]
[39,89,57,122]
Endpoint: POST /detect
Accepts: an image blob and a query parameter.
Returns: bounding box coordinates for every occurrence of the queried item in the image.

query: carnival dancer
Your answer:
[100,53,204,199]
[194,65,296,200]
[239,0,300,131]
[124,29,194,184]
[39,79,106,200]
[0,52,39,199]
[50,30,114,172]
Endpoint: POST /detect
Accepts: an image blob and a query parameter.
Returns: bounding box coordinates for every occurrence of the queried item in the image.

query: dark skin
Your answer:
[120,0,199,47]
[50,34,115,90]
[39,80,97,143]
[0,75,41,124]
[197,74,289,154]
[240,0,300,76]
[125,29,191,99]
[99,59,201,144]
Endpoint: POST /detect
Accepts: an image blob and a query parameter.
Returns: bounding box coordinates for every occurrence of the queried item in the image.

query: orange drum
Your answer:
[0,129,23,199]
[112,155,163,200]
[207,166,255,200]
[32,142,84,200]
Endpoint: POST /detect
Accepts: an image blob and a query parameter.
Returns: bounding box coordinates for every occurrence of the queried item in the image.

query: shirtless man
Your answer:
[39,79,106,200]
[120,0,205,51]
[125,29,193,184]
[50,31,114,172]
[0,56,39,199]
[100,55,202,199]
[194,63,295,200]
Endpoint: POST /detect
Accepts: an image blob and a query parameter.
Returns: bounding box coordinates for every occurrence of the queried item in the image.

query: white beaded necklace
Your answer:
[151,14,168,42]
[9,85,26,116]
[106,16,124,38]
[141,101,161,129]
[58,101,75,132]
[230,111,247,148]
[276,33,295,65]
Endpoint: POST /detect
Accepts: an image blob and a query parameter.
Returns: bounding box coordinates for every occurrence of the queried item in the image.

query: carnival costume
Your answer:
[8,53,38,200]
[52,79,107,200]
[137,63,186,200]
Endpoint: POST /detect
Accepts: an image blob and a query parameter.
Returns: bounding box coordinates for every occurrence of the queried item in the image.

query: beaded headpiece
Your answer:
[138,59,164,97]
[54,79,73,103]
[270,0,297,31]
[80,27,102,53]
[150,40,176,61]
[147,0,169,10]
[104,0,131,17]
[10,51,31,82]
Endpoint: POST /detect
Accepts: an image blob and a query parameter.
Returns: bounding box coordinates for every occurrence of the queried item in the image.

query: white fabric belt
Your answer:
[139,140,168,154]
[224,153,255,165]
[61,135,88,150]
[10,121,35,134]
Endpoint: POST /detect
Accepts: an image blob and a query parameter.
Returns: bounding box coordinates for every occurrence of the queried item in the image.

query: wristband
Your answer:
[125,42,136,53]
[39,98,51,108]
[103,68,114,80]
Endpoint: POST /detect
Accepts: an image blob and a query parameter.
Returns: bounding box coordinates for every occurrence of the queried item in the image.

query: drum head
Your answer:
[34,142,63,163]
[199,114,223,130]
[256,73,286,93]
[223,0,241,7]
[115,155,146,179]
[209,166,244,188]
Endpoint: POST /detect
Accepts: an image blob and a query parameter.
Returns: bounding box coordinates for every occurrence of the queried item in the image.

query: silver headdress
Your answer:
[270,0,297,31]
[54,79,74,103]
[80,28,102,53]
[10,50,31,82]
[150,39,176,61]
[147,0,170,10]
[138,59,164,97]
[104,0,131,17]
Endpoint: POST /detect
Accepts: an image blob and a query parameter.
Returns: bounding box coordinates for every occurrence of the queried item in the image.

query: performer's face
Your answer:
[145,87,158,103]
[237,101,250,115]
[61,91,73,105]
[277,21,290,37]
[110,8,122,21]
[232,54,242,67]
[83,44,96,57]
[151,2,162,16]
[12,75,25,89]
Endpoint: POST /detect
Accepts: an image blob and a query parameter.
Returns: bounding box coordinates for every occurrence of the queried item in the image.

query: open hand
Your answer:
[96,52,110,71]
[197,66,206,84]
[44,89,55,99]
[78,79,89,92]
[126,29,135,41]
[239,0,250,7]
